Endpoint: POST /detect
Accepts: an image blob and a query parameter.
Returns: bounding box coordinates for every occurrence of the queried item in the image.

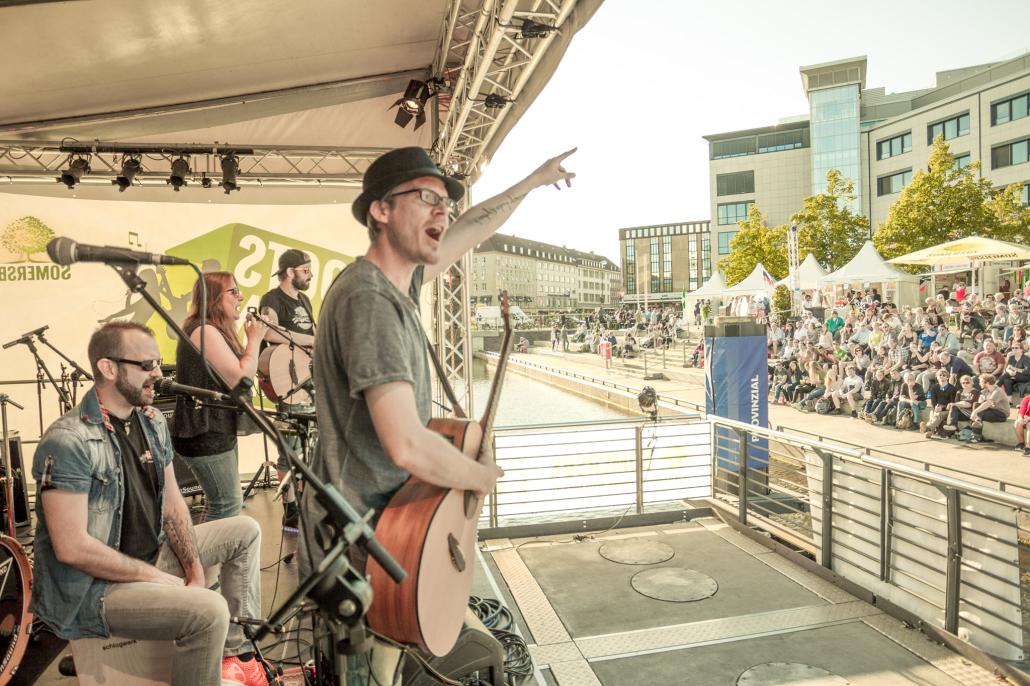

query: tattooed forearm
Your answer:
[164,508,200,573]
[467,192,528,226]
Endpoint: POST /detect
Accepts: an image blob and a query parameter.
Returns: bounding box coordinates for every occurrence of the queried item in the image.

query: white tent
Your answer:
[723,263,775,296]
[685,270,727,298]
[820,240,920,306]
[776,253,828,290]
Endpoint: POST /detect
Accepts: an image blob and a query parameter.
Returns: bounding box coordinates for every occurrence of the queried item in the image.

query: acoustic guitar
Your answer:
[367,292,513,656]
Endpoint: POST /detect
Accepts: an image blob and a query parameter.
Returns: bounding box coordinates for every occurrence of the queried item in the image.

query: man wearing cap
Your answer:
[301,146,575,683]
[259,249,317,529]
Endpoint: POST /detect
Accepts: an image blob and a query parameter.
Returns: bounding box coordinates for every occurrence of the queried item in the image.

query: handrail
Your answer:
[710,416,865,459]
[860,453,1030,510]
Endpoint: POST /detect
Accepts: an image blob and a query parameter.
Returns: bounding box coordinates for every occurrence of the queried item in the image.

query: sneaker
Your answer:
[918,421,927,432]
[222,658,247,685]
[223,655,270,686]
[851,410,858,418]
[925,431,934,439]
[942,424,957,432]
[1023,446,1030,456]
[282,501,299,531]
[1014,442,1025,452]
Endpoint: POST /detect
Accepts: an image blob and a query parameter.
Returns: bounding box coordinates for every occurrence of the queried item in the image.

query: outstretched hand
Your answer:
[531,148,577,190]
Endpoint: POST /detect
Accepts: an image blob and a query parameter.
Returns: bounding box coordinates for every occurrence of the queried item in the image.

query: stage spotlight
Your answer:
[220,154,240,194]
[112,156,141,192]
[637,386,658,420]
[484,94,513,109]
[58,157,90,189]
[391,79,433,130]
[168,157,190,191]
[520,18,557,38]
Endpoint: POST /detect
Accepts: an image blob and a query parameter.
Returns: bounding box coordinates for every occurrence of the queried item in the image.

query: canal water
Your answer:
[468,358,709,524]
[470,358,632,426]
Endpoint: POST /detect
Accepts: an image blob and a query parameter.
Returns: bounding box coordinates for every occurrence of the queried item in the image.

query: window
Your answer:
[717,230,739,255]
[927,112,970,144]
[757,129,806,153]
[876,132,912,160]
[952,152,971,171]
[717,201,753,225]
[702,235,712,277]
[662,236,672,292]
[992,92,1029,126]
[712,136,756,159]
[716,170,755,196]
[624,242,635,294]
[1024,183,1030,207]
[877,169,912,196]
[992,138,1030,169]
[650,237,659,293]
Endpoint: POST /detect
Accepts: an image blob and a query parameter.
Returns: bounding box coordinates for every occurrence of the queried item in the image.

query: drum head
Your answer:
[0,536,32,682]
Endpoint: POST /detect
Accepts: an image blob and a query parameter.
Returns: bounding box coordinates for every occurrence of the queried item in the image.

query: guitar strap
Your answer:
[421,329,467,419]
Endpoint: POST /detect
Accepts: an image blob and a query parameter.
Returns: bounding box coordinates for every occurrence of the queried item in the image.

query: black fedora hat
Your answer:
[352,147,464,226]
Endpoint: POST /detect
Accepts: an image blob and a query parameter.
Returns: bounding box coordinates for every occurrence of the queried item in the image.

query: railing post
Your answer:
[942,486,962,634]
[634,425,644,514]
[661,345,666,369]
[879,467,893,582]
[489,433,499,528]
[737,427,749,525]
[643,348,648,378]
[814,448,833,569]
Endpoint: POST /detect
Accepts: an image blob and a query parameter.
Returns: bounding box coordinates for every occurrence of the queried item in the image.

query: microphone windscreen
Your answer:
[154,378,174,394]
[46,237,77,266]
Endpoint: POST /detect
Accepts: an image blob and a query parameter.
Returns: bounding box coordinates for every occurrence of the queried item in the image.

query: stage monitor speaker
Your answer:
[3,433,32,531]
[401,612,506,686]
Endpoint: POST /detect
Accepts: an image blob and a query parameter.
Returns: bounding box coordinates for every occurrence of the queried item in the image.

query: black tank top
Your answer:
[170,321,238,457]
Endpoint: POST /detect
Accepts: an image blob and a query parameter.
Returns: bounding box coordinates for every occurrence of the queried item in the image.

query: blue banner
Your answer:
[705,335,769,473]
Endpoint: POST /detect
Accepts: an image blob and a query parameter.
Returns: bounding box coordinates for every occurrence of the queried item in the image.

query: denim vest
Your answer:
[30,388,173,639]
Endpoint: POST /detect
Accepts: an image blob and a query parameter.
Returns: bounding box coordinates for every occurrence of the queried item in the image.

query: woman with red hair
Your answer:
[171,272,267,519]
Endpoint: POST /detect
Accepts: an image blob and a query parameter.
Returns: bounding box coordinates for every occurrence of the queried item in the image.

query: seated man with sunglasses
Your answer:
[30,322,266,686]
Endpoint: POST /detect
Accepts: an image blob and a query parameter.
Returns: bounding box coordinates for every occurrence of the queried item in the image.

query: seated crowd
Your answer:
[768,286,1030,455]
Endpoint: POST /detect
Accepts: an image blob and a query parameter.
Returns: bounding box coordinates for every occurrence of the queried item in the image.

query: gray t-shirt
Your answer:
[301,259,430,570]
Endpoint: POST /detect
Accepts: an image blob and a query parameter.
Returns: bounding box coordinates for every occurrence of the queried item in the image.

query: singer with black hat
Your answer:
[301,145,575,683]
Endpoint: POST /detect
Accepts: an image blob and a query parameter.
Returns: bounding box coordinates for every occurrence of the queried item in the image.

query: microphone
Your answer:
[154,378,230,403]
[47,237,190,266]
[2,325,50,349]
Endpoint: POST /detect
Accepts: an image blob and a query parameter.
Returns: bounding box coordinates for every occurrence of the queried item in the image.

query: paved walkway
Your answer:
[507,342,1030,492]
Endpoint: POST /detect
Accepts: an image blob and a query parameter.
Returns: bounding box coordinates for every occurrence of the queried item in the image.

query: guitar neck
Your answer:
[479,310,514,441]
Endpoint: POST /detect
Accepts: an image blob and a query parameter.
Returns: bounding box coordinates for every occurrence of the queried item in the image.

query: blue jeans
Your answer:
[801,387,825,405]
[184,447,242,520]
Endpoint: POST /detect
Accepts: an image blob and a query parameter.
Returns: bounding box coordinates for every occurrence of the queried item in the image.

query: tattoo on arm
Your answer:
[164,507,200,573]
[467,192,527,226]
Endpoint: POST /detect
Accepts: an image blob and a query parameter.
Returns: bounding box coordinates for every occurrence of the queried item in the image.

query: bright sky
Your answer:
[470,0,1030,263]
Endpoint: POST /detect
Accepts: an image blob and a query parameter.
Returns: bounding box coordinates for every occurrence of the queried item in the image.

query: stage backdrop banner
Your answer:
[0,192,369,465]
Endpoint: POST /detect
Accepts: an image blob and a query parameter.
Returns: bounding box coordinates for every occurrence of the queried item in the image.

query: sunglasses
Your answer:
[107,357,163,372]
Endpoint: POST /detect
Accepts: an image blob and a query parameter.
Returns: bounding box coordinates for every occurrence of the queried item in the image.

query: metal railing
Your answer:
[483,416,711,529]
[709,415,1029,663]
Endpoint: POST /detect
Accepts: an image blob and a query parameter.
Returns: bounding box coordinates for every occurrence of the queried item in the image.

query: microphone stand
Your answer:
[37,331,92,406]
[0,393,24,537]
[106,262,405,663]
[19,337,73,416]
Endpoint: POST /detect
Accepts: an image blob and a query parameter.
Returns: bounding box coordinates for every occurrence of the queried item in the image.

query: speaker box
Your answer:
[2,433,32,531]
[401,613,506,686]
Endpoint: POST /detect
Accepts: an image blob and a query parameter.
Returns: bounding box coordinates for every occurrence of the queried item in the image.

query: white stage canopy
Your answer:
[685,270,727,298]
[776,253,827,290]
[820,240,920,306]
[723,263,775,296]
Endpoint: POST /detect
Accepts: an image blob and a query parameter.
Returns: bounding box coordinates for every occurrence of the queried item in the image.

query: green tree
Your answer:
[791,169,868,271]
[1,216,55,261]
[772,284,791,319]
[718,204,788,285]
[874,136,1030,261]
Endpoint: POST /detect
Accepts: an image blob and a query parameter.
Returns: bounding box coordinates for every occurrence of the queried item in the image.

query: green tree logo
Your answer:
[1,216,56,262]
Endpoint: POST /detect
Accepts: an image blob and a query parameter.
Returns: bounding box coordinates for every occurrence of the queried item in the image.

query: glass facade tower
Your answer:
[809,84,861,213]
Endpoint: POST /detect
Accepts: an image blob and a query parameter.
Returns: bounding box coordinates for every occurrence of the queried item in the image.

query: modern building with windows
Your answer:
[618,220,712,304]
[703,52,1030,268]
[471,233,621,313]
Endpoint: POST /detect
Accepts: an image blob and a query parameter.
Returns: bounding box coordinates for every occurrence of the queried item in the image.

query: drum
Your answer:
[257,345,313,405]
[0,535,32,685]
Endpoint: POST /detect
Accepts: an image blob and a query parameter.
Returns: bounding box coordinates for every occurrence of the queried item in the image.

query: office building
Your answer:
[618,220,712,304]
[471,233,621,312]
[703,53,1030,268]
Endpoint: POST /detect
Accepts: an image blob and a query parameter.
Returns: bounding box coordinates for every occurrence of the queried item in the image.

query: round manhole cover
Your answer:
[737,663,849,686]
[630,567,717,602]
[599,539,675,565]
